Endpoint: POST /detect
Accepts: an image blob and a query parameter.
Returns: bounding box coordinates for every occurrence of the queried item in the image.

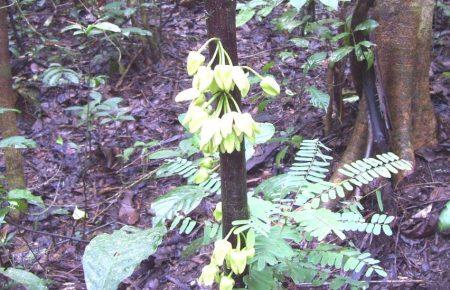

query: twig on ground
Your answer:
[5,218,89,243]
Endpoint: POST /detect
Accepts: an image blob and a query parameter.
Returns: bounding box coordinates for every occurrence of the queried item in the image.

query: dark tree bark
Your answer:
[0,0,26,191]
[205,0,249,240]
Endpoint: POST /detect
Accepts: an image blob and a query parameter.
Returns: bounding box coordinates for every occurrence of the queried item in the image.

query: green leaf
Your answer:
[0,136,36,149]
[354,19,379,32]
[121,27,152,37]
[236,8,255,27]
[329,46,354,63]
[290,37,309,48]
[150,185,209,224]
[306,86,330,110]
[289,0,307,11]
[91,22,121,33]
[253,226,295,270]
[244,266,276,290]
[7,189,44,206]
[0,107,20,114]
[147,149,181,160]
[319,0,339,10]
[438,201,450,233]
[0,268,48,290]
[254,122,275,144]
[82,226,165,290]
[302,52,327,74]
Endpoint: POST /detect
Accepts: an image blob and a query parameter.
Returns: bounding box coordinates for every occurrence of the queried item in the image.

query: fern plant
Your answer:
[193,139,412,289]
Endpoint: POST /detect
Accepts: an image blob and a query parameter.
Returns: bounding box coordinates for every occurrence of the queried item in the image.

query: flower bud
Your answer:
[213,202,222,222]
[193,66,214,92]
[220,112,234,138]
[200,117,221,147]
[212,239,232,266]
[187,51,205,76]
[175,88,200,102]
[214,65,234,92]
[232,66,250,97]
[234,113,255,139]
[198,263,218,286]
[193,167,210,184]
[227,249,247,274]
[199,157,214,169]
[219,276,235,290]
[183,105,208,133]
[223,133,236,154]
[260,76,280,96]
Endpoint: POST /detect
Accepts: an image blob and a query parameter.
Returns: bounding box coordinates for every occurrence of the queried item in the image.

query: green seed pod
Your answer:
[227,249,247,275]
[213,202,222,222]
[219,276,235,290]
[198,263,218,286]
[175,88,200,102]
[193,66,214,92]
[199,157,214,169]
[187,51,205,76]
[232,66,250,97]
[212,239,232,266]
[260,76,281,96]
[214,65,234,92]
[193,167,210,184]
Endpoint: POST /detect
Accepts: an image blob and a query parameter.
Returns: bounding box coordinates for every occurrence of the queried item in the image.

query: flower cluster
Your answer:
[176,38,280,155]
[198,230,256,290]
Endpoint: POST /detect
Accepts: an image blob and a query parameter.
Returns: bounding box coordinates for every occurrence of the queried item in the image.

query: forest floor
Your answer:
[0,2,449,290]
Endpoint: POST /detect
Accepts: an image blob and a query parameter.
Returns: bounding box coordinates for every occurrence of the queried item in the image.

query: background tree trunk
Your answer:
[205,0,249,240]
[373,0,438,179]
[0,0,26,190]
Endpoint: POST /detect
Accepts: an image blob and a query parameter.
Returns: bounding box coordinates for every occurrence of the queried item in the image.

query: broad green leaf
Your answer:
[290,37,309,48]
[354,19,379,32]
[91,22,121,33]
[319,0,339,10]
[289,0,307,11]
[0,136,36,149]
[236,8,255,27]
[329,46,353,63]
[0,268,48,290]
[121,27,152,37]
[438,201,450,233]
[254,122,275,144]
[244,266,276,290]
[82,226,165,290]
[7,189,43,206]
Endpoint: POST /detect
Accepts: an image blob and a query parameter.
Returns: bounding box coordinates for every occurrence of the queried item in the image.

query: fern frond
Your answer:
[307,244,387,278]
[288,139,333,184]
[169,216,197,235]
[340,212,394,236]
[150,185,209,225]
[302,152,412,209]
[289,208,346,241]
[156,157,221,193]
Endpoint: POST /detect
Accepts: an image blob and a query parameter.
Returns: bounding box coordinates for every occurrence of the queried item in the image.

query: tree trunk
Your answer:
[373,0,437,179]
[332,0,437,189]
[205,0,249,241]
[0,0,26,190]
